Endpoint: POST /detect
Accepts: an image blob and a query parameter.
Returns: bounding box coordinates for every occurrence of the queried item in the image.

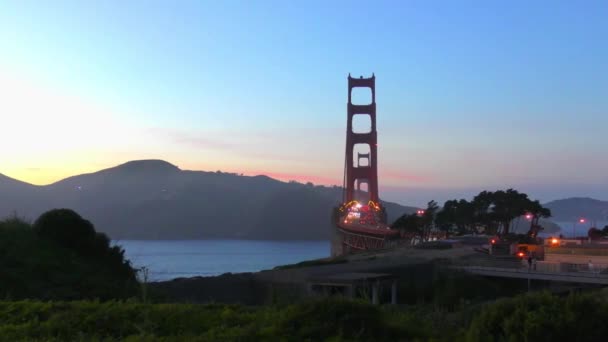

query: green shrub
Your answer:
[466,292,608,342]
[0,211,138,301]
[0,299,435,341]
[33,209,97,255]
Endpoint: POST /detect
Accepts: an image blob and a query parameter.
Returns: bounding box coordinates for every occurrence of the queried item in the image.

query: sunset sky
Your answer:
[1,1,607,206]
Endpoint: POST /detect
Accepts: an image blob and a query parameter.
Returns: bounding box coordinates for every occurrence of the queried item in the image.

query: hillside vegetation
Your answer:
[0,160,417,240]
[2,292,608,341]
[0,211,138,301]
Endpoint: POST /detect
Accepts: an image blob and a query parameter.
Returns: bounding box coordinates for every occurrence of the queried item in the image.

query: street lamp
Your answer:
[573,218,586,238]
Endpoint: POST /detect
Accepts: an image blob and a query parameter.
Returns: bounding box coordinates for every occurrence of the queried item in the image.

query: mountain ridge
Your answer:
[543,197,608,221]
[0,160,418,240]
[2,160,606,238]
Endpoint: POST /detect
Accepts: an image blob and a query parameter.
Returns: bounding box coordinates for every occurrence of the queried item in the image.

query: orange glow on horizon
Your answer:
[1,162,115,186]
[1,162,344,188]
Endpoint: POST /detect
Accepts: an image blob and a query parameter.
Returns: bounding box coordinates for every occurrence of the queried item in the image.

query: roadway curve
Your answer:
[337,222,400,238]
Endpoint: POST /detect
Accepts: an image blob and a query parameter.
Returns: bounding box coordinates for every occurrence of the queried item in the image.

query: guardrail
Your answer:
[546,247,608,256]
[460,264,608,284]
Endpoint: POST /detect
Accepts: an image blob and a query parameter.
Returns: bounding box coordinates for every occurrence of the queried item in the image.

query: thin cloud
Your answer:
[148,126,307,162]
[380,169,433,183]
[146,127,234,150]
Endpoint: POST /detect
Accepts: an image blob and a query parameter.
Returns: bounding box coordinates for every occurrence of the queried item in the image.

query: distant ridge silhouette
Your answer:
[544,197,608,221]
[0,160,417,240]
[2,161,603,239]
[105,159,181,173]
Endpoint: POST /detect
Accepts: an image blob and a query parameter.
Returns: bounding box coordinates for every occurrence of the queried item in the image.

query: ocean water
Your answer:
[113,240,330,281]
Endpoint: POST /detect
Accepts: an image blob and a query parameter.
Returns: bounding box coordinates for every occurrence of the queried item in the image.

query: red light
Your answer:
[579,218,586,223]
[517,252,524,258]
[525,214,532,220]
[491,239,496,244]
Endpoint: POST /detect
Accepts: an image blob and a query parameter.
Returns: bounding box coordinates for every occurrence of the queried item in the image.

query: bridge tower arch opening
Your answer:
[332,74,396,256]
[343,74,380,208]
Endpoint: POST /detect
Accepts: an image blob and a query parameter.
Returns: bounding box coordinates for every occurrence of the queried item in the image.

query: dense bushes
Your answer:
[3,292,606,341]
[467,291,608,342]
[0,298,431,341]
[0,210,138,301]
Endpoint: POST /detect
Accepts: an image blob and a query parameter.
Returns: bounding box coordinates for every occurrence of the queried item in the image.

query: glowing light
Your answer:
[491,239,496,244]
[525,214,532,220]
[579,218,586,223]
[517,252,525,258]
[347,212,361,219]
[551,238,559,245]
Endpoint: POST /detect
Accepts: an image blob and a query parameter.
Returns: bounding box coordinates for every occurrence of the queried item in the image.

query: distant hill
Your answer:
[0,160,418,240]
[0,173,44,219]
[543,197,608,222]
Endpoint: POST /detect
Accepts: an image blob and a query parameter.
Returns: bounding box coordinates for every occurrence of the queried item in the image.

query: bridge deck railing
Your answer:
[462,263,608,280]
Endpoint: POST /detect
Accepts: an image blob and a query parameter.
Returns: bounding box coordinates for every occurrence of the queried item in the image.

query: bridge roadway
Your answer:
[459,264,608,285]
[257,245,608,287]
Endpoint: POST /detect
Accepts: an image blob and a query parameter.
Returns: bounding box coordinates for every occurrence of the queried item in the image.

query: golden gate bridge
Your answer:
[332,74,447,255]
[332,74,401,256]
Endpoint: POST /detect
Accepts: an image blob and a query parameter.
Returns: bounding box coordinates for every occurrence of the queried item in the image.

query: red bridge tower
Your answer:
[332,74,398,256]
[344,74,379,205]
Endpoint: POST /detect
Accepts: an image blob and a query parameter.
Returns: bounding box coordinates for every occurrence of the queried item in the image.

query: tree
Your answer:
[470,189,550,236]
[489,189,530,235]
[471,191,496,233]
[391,213,423,237]
[397,189,549,239]
[421,200,439,241]
[1,210,138,300]
[436,199,475,236]
[391,201,439,242]
[34,208,97,255]
[526,200,552,238]
[588,227,603,240]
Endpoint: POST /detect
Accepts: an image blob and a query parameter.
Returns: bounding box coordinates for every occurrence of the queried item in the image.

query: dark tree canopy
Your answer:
[393,189,552,239]
[34,209,97,252]
[1,209,138,300]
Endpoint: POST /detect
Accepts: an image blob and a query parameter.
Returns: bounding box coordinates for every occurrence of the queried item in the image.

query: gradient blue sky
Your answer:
[1,0,607,206]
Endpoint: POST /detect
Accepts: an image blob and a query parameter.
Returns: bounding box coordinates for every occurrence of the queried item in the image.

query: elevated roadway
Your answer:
[459,264,608,285]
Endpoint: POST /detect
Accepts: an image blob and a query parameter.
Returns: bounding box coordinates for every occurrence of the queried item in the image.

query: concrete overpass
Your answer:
[460,264,608,285]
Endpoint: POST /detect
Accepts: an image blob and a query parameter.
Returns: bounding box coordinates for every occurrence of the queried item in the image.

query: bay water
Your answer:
[113,239,330,281]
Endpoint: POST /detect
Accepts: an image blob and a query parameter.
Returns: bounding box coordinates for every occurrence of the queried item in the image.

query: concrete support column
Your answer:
[391,280,397,305]
[372,281,379,305]
[346,285,354,299]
